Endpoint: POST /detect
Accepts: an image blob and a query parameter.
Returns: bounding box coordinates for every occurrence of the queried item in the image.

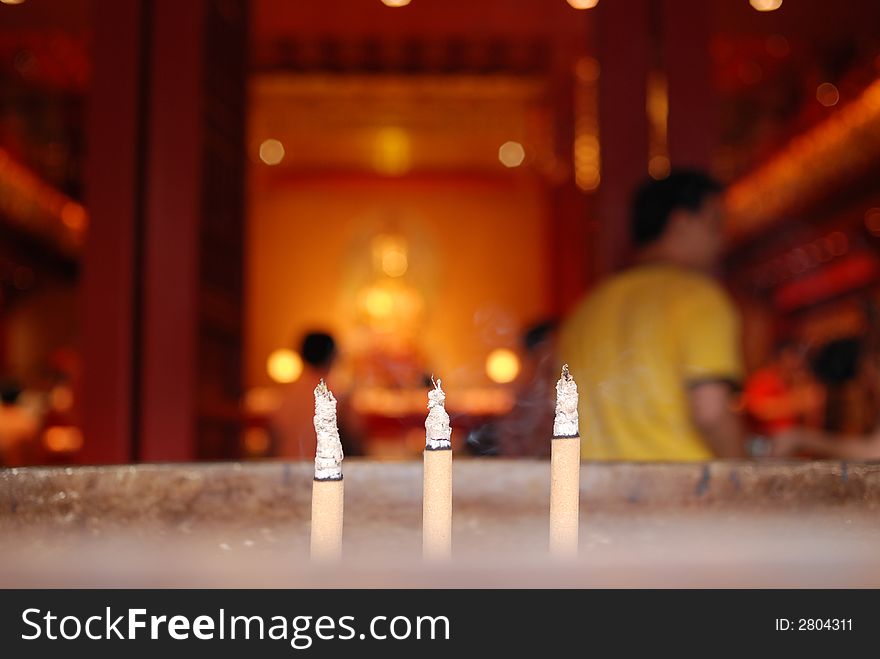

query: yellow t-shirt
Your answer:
[560,264,743,461]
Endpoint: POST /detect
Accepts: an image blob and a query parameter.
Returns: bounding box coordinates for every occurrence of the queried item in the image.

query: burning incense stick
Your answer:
[310,380,344,561]
[550,364,580,558]
[423,377,452,560]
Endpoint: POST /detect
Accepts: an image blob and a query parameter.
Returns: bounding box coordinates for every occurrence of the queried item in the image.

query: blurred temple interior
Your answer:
[2,0,880,465]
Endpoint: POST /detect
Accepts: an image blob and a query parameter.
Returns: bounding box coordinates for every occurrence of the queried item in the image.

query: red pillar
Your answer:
[79,1,145,464]
[548,186,591,314]
[663,0,713,170]
[596,0,651,274]
[80,1,247,463]
[546,47,592,315]
[138,0,205,461]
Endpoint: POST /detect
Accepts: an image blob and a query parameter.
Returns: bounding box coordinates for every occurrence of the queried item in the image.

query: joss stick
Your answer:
[423,377,452,561]
[310,380,344,561]
[550,364,580,558]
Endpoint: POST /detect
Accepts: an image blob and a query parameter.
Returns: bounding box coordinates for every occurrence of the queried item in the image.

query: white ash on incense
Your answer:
[313,380,343,480]
[553,364,579,439]
[425,378,452,450]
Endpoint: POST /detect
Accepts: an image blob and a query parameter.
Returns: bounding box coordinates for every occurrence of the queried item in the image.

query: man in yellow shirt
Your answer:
[560,170,745,460]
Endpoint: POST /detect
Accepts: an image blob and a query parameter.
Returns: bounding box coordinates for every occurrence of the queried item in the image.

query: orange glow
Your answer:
[574,58,600,192]
[381,0,411,6]
[250,74,545,177]
[243,427,271,455]
[61,202,88,232]
[50,385,74,413]
[486,349,521,384]
[381,248,408,277]
[356,242,425,335]
[574,57,599,84]
[0,0,27,5]
[242,387,281,414]
[259,138,285,165]
[726,78,880,240]
[44,426,84,453]
[647,71,669,181]
[750,0,782,11]
[0,148,87,246]
[567,0,599,8]
[363,286,395,319]
[247,180,548,389]
[372,233,409,278]
[352,386,514,417]
[267,349,303,383]
[498,141,525,168]
[373,127,411,175]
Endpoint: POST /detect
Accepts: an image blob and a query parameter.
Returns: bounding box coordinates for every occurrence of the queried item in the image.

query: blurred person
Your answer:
[774,336,880,460]
[271,332,364,460]
[811,336,877,434]
[560,170,746,460]
[466,320,558,457]
[0,379,40,466]
[742,339,824,438]
[776,426,880,461]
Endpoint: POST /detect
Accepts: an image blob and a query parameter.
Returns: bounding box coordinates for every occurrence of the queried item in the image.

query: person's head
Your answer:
[522,320,558,356]
[520,319,558,380]
[810,337,864,386]
[631,170,725,270]
[0,380,22,406]
[299,332,337,372]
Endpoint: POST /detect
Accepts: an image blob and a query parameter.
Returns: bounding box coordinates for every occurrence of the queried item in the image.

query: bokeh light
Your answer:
[243,427,271,455]
[363,287,395,319]
[372,233,410,278]
[567,0,599,8]
[749,0,782,12]
[61,202,88,232]
[486,349,521,384]
[242,387,281,414]
[498,141,526,168]
[816,82,840,107]
[43,426,84,453]
[381,0,411,6]
[373,127,411,175]
[259,138,285,165]
[381,246,408,277]
[864,208,880,236]
[267,349,303,383]
[50,385,74,413]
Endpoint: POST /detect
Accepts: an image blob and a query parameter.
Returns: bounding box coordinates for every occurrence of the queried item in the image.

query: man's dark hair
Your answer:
[0,380,22,405]
[522,320,558,353]
[631,170,723,246]
[811,337,863,385]
[300,332,336,369]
